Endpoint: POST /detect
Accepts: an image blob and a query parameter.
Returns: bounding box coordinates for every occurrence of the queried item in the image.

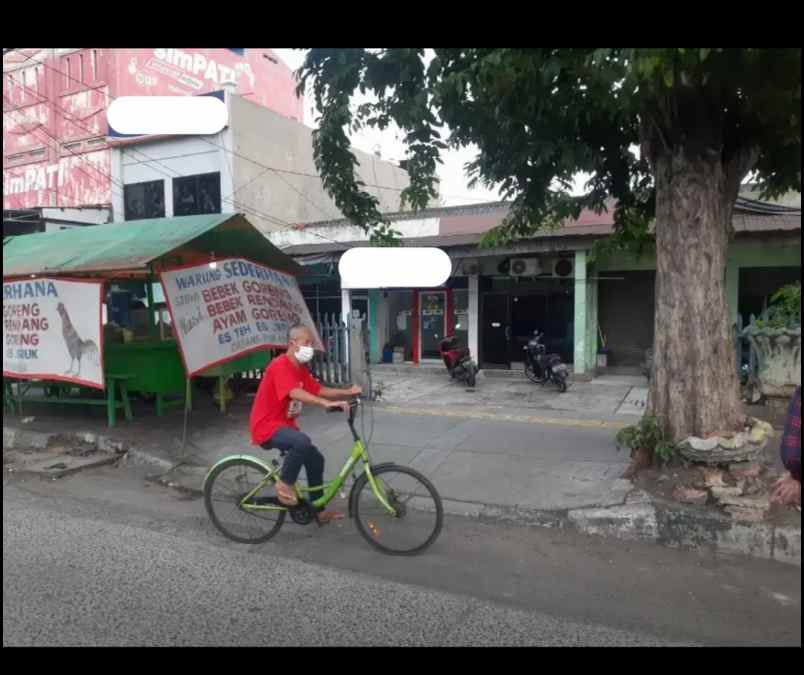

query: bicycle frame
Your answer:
[203,404,396,515]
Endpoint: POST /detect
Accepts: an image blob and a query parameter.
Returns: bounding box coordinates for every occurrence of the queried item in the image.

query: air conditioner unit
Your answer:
[552,258,574,278]
[463,259,480,276]
[509,258,542,277]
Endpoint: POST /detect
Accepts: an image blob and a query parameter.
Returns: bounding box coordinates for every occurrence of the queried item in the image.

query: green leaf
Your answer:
[699,48,711,62]
[663,67,674,88]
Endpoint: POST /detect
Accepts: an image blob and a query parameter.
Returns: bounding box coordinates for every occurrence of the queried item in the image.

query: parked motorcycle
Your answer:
[439,335,478,388]
[523,330,568,392]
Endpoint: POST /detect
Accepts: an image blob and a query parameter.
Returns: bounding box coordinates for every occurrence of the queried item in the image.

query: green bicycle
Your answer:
[203,398,443,555]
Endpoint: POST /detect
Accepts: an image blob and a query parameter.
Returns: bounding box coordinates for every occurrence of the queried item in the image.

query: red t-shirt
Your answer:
[250,354,322,445]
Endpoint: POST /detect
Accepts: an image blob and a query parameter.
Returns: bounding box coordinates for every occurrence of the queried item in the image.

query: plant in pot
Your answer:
[741,282,801,401]
[760,282,801,330]
[616,415,676,479]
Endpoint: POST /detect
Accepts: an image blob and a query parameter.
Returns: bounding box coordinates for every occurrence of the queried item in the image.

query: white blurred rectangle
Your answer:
[108,96,228,136]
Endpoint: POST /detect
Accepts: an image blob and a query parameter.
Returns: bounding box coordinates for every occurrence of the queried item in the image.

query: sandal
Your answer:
[275,481,298,506]
[317,510,345,525]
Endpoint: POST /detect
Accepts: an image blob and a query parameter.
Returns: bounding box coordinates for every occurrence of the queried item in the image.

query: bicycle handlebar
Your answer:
[325,397,361,427]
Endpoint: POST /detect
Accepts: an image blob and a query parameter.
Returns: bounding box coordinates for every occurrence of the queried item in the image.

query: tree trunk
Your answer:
[648,147,743,442]
[621,447,654,479]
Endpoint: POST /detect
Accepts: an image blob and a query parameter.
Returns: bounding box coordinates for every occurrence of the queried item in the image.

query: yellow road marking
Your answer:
[377,405,627,430]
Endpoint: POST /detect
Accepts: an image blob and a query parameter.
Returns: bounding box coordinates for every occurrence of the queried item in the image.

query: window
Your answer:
[172,172,221,217]
[91,50,98,81]
[124,180,166,221]
[6,148,46,167]
[19,67,35,98]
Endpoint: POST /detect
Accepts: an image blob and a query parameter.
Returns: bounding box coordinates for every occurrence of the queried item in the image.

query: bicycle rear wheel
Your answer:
[352,465,443,556]
[204,458,286,544]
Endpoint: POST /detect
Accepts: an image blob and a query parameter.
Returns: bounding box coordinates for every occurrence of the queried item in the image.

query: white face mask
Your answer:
[295,344,315,364]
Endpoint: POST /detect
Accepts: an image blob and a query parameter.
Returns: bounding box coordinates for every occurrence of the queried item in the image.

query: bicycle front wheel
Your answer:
[352,465,443,556]
[204,458,286,544]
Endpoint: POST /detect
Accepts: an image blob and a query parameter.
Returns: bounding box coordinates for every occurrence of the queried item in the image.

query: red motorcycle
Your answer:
[439,335,478,388]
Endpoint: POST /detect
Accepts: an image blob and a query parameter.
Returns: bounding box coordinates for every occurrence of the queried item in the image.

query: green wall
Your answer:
[597,238,801,326]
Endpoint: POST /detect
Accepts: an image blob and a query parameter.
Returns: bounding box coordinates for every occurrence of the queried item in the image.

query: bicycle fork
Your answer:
[363,464,397,516]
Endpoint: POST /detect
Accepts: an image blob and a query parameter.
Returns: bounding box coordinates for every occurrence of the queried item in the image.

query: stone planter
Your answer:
[741,326,801,399]
[677,418,774,465]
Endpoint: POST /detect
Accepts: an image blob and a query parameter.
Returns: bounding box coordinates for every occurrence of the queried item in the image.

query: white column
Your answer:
[573,250,588,374]
[110,146,125,221]
[341,288,352,326]
[165,171,175,217]
[218,126,236,215]
[468,274,480,365]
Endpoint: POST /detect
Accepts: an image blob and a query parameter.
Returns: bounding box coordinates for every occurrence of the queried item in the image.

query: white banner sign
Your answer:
[160,258,322,376]
[3,278,105,389]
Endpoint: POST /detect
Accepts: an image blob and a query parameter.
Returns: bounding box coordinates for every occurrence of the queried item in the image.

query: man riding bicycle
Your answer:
[249,324,362,523]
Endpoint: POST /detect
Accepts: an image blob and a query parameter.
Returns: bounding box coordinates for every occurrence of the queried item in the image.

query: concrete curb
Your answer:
[11,454,122,480]
[153,458,801,567]
[4,426,129,455]
[5,425,800,567]
[3,424,173,476]
[125,448,175,473]
[473,497,801,567]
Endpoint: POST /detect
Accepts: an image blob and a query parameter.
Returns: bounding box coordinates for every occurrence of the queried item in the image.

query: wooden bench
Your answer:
[5,374,135,428]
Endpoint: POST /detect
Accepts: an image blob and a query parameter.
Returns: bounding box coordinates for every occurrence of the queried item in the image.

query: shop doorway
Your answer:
[481,293,511,368]
[482,282,575,368]
[419,291,447,360]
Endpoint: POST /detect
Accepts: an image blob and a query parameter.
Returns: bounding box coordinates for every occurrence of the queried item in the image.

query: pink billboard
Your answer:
[111,49,303,122]
[3,151,112,209]
[3,48,303,210]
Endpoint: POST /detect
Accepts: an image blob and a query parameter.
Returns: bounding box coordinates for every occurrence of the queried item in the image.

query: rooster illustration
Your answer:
[56,302,99,376]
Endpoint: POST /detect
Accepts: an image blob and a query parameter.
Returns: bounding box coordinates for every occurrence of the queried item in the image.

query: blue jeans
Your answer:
[262,427,326,505]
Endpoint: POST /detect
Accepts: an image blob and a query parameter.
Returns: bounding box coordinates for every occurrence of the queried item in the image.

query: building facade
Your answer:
[276,198,802,377]
[107,91,416,233]
[3,48,303,211]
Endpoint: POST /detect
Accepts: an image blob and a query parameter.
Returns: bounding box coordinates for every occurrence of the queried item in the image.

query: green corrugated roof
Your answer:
[3,213,301,278]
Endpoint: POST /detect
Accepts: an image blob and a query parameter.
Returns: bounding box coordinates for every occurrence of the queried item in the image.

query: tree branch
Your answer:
[724,144,760,204]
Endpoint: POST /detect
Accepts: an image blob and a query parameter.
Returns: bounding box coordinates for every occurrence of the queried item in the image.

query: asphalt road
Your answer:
[3,465,800,647]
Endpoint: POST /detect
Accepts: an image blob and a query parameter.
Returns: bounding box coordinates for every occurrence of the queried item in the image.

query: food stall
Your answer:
[3,213,308,425]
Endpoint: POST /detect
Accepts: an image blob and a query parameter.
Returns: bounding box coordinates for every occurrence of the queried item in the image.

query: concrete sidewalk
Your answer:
[369,366,649,422]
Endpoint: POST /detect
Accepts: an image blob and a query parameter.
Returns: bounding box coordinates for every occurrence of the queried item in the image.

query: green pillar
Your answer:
[146,278,157,338]
[368,290,381,364]
[574,250,589,374]
[726,256,740,327]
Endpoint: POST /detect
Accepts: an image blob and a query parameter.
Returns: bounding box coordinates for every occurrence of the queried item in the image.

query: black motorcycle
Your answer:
[523,331,569,392]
